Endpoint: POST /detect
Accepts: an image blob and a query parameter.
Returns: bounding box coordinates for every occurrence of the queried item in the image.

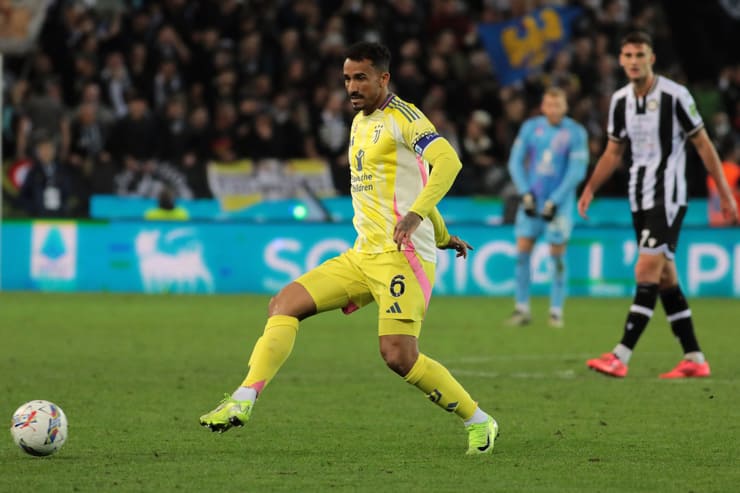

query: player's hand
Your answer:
[521,192,536,217]
[393,212,423,250]
[439,235,474,258]
[541,200,557,222]
[720,194,740,224]
[577,188,593,220]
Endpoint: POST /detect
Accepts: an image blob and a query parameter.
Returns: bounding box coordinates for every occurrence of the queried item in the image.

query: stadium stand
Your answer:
[2,0,738,219]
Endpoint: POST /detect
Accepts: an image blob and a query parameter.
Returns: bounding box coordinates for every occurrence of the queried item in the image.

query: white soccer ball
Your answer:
[10,400,68,457]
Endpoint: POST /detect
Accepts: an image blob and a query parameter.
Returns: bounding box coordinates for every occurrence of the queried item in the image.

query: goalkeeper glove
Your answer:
[541,200,557,221]
[521,193,536,217]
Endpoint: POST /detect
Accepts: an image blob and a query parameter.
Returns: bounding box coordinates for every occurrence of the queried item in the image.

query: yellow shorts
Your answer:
[295,249,435,337]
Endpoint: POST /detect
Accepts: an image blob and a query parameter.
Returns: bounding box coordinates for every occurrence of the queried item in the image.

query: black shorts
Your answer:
[631,206,686,259]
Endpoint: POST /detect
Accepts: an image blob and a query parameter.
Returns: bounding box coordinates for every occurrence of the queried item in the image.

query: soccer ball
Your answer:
[10,400,68,457]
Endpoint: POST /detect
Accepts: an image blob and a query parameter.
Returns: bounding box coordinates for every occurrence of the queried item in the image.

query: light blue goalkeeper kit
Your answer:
[507,115,588,317]
[508,115,588,232]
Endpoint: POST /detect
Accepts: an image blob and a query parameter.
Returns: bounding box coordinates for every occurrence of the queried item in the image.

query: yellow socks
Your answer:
[241,315,299,394]
[404,353,477,420]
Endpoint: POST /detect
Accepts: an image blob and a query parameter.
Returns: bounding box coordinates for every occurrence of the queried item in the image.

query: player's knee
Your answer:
[658,267,678,289]
[381,351,414,376]
[380,344,417,376]
[634,256,663,283]
[267,295,282,317]
[267,283,316,320]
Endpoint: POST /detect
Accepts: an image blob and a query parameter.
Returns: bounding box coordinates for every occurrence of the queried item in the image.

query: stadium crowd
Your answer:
[3,0,739,218]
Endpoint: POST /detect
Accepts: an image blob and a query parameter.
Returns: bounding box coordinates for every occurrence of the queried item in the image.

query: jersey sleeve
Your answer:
[390,103,462,218]
[607,93,627,142]
[409,137,462,218]
[428,207,451,248]
[675,88,704,136]
[395,104,442,158]
[507,119,533,195]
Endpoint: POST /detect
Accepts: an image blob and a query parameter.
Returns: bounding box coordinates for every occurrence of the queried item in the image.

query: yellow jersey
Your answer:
[348,93,460,263]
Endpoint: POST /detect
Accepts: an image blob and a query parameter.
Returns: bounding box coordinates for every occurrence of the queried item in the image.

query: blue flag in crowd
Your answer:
[478,6,582,86]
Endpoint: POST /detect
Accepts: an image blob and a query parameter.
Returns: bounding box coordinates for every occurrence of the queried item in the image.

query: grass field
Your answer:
[1,293,739,492]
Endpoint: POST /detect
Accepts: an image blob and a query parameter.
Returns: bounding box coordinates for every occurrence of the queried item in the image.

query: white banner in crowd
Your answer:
[207,159,336,211]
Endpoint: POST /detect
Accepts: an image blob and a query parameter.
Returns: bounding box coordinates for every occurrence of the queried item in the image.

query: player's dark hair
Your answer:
[345,41,391,72]
[621,31,653,49]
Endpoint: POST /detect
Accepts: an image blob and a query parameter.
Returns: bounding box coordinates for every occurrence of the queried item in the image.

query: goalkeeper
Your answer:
[505,87,588,328]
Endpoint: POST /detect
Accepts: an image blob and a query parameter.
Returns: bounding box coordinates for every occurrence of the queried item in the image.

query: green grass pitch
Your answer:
[1,293,739,492]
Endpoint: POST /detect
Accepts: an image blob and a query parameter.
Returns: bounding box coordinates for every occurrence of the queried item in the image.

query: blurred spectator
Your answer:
[27,52,55,87]
[124,8,158,46]
[19,131,74,218]
[247,112,285,161]
[108,90,179,198]
[153,57,184,111]
[100,51,132,118]
[237,32,274,87]
[68,52,100,106]
[427,0,474,46]
[68,101,113,213]
[189,25,220,92]
[127,42,154,103]
[152,24,191,68]
[386,0,425,53]
[155,94,207,197]
[211,68,239,106]
[16,78,69,161]
[541,50,580,100]
[395,58,427,98]
[458,109,501,195]
[2,78,29,159]
[158,94,191,165]
[79,82,116,127]
[431,29,469,83]
[570,36,599,97]
[428,108,461,154]
[273,94,313,159]
[144,186,190,221]
[183,104,212,198]
[207,100,240,162]
[108,90,159,168]
[314,89,351,194]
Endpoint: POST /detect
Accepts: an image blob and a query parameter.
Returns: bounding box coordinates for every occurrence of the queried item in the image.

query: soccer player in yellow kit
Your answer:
[200,41,498,455]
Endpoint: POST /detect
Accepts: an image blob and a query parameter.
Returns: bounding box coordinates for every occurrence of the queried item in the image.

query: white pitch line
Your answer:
[450,368,578,379]
[447,351,679,364]
[447,353,593,364]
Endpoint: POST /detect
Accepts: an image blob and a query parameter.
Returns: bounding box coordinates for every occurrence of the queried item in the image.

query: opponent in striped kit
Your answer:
[578,31,739,378]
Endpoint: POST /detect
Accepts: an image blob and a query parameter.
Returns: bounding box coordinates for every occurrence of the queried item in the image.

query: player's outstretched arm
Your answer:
[691,129,740,223]
[578,139,625,219]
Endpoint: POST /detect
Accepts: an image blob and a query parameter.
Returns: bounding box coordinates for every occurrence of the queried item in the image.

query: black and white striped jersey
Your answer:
[607,76,704,222]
